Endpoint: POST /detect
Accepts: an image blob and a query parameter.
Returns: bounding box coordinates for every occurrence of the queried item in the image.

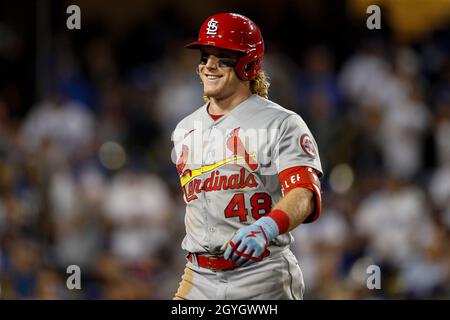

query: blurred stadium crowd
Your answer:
[1,1,450,299]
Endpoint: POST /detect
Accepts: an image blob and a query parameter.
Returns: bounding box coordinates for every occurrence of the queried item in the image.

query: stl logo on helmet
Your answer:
[206,18,219,35]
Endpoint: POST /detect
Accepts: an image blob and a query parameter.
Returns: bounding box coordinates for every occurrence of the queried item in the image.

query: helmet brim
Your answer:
[185,41,247,54]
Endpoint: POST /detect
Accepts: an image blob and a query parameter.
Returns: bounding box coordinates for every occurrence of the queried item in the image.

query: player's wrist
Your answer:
[255,209,290,240]
[253,209,290,241]
[268,209,290,234]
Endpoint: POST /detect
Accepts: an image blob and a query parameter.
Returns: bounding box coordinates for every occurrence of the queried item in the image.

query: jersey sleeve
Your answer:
[274,114,323,224]
[274,114,323,176]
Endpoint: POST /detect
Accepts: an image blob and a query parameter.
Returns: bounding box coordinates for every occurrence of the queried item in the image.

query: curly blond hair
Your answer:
[250,70,270,99]
[203,70,270,102]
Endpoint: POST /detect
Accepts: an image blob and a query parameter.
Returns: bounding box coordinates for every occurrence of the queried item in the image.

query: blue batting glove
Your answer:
[223,217,279,267]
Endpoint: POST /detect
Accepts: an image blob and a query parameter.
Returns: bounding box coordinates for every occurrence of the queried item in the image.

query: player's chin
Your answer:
[203,86,222,98]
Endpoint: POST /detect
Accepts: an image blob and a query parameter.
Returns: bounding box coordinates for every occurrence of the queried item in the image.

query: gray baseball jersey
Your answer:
[172,94,322,255]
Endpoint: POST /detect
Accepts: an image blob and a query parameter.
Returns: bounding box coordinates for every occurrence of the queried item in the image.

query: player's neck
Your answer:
[209,90,252,115]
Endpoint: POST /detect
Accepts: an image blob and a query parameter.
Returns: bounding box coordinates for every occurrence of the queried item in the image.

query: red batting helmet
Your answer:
[186,13,264,81]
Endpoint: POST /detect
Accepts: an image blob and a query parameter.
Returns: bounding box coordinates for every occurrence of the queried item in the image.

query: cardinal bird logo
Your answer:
[177,144,189,175]
[226,128,259,171]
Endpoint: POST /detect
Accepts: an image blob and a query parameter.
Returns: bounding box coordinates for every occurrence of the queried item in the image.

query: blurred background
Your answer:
[1,0,450,299]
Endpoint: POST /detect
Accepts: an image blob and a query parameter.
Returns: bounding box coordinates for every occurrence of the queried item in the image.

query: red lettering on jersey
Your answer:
[238,168,246,187]
[203,171,215,191]
[212,171,221,190]
[220,175,229,190]
[194,179,201,194]
[183,185,198,202]
[182,169,259,202]
[245,173,257,187]
[188,180,195,195]
[228,174,239,189]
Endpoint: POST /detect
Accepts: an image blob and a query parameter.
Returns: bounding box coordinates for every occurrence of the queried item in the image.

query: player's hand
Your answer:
[223,224,270,267]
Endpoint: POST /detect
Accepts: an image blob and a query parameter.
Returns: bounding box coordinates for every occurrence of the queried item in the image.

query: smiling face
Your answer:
[198,47,249,101]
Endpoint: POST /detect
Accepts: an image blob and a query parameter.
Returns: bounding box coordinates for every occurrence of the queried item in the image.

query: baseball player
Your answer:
[172,13,323,300]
